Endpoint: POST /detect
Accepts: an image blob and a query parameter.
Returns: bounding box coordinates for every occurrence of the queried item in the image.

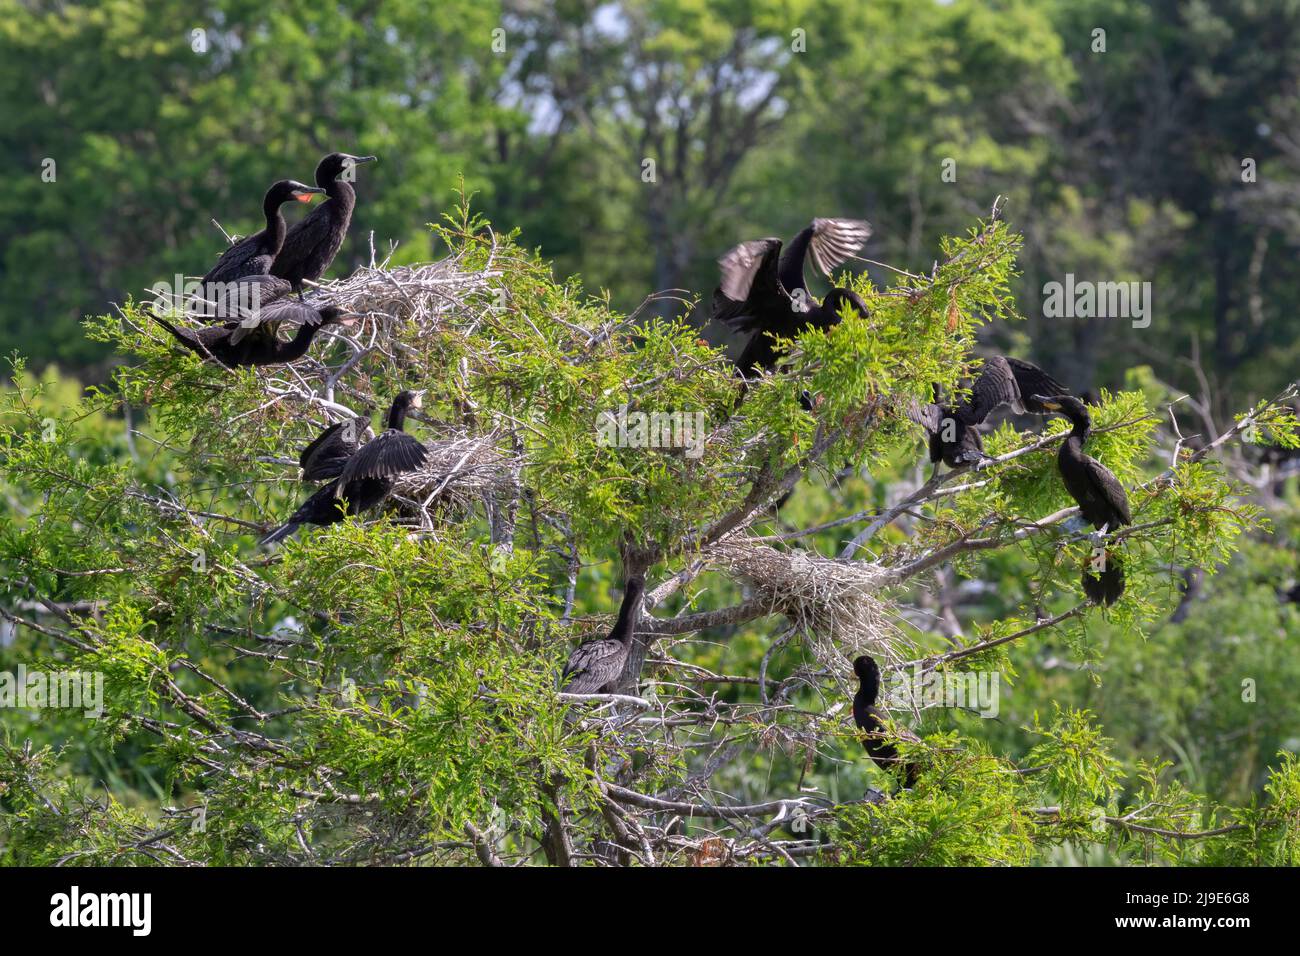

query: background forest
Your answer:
[1,0,1299,866]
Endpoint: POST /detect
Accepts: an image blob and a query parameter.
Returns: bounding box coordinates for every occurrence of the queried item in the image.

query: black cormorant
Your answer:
[852,655,920,788]
[271,153,377,294]
[910,356,1068,468]
[561,577,645,694]
[151,295,354,368]
[711,218,871,376]
[261,390,427,544]
[200,180,323,287]
[1036,395,1132,605]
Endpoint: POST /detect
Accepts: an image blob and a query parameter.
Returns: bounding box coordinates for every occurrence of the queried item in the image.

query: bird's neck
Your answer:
[325,177,356,208]
[261,195,287,252]
[274,323,321,363]
[1068,416,1090,443]
[855,674,879,709]
[611,578,645,644]
[1060,429,1088,466]
[386,403,409,431]
[778,224,815,294]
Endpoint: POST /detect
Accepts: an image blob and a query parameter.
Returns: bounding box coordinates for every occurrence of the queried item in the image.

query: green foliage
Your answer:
[1,186,1296,865]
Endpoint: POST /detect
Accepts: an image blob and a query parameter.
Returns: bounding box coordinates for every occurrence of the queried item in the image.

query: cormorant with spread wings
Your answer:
[261,390,427,544]
[151,287,354,368]
[711,218,872,376]
[909,356,1068,468]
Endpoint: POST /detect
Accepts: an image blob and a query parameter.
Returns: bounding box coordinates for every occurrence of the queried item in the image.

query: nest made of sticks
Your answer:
[711,539,909,673]
[308,245,502,334]
[390,431,520,524]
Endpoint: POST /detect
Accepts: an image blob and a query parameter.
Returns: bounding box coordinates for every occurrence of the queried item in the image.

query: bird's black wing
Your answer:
[223,278,304,343]
[257,295,327,325]
[338,430,427,486]
[807,218,872,277]
[300,416,367,481]
[905,399,943,435]
[200,234,269,285]
[959,356,1021,424]
[716,239,785,331]
[1084,457,1132,525]
[1006,357,1068,414]
[709,286,750,328]
[561,637,626,693]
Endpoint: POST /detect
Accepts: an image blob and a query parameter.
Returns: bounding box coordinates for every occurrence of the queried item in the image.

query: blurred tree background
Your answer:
[1,0,1299,865]
[3,0,1298,408]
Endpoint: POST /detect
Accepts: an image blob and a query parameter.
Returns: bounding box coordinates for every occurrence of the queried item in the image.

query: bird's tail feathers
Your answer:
[260,522,299,546]
[1082,551,1125,605]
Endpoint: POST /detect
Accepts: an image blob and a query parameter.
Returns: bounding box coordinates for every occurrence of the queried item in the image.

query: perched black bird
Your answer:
[852,655,921,788]
[261,390,427,544]
[910,356,1068,468]
[711,218,872,376]
[1036,394,1132,605]
[561,577,645,694]
[200,180,323,287]
[151,295,354,368]
[271,152,377,294]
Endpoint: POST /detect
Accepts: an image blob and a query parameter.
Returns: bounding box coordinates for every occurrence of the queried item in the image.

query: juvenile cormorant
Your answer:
[151,296,354,368]
[711,218,872,376]
[261,390,427,545]
[200,180,323,286]
[271,153,377,294]
[909,356,1068,468]
[852,655,921,788]
[561,577,645,694]
[1036,395,1132,605]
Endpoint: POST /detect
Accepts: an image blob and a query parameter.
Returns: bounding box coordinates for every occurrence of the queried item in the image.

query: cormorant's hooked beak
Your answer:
[410,389,426,409]
[349,155,378,165]
[292,186,325,203]
[1033,395,1062,411]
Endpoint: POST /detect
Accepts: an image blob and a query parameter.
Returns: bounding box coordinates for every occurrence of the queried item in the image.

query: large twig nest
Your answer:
[310,246,502,332]
[712,539,909,671]
[390,432,519,526]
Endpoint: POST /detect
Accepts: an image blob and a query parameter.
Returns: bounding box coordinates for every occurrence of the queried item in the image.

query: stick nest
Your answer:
[308,247,501,335]
[390,431,520,525]
[711,539,910,671]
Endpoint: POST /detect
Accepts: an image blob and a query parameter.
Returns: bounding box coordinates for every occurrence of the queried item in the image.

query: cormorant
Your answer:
[1036,395,1132,605]
[199,180,323,287]
[711,218,871,376]
[852,655,920,788]
[261,390,427,544]
[909,356,1068,468]
[561,577,645,694]
[271,153,377,294]
[151,295,354,368]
